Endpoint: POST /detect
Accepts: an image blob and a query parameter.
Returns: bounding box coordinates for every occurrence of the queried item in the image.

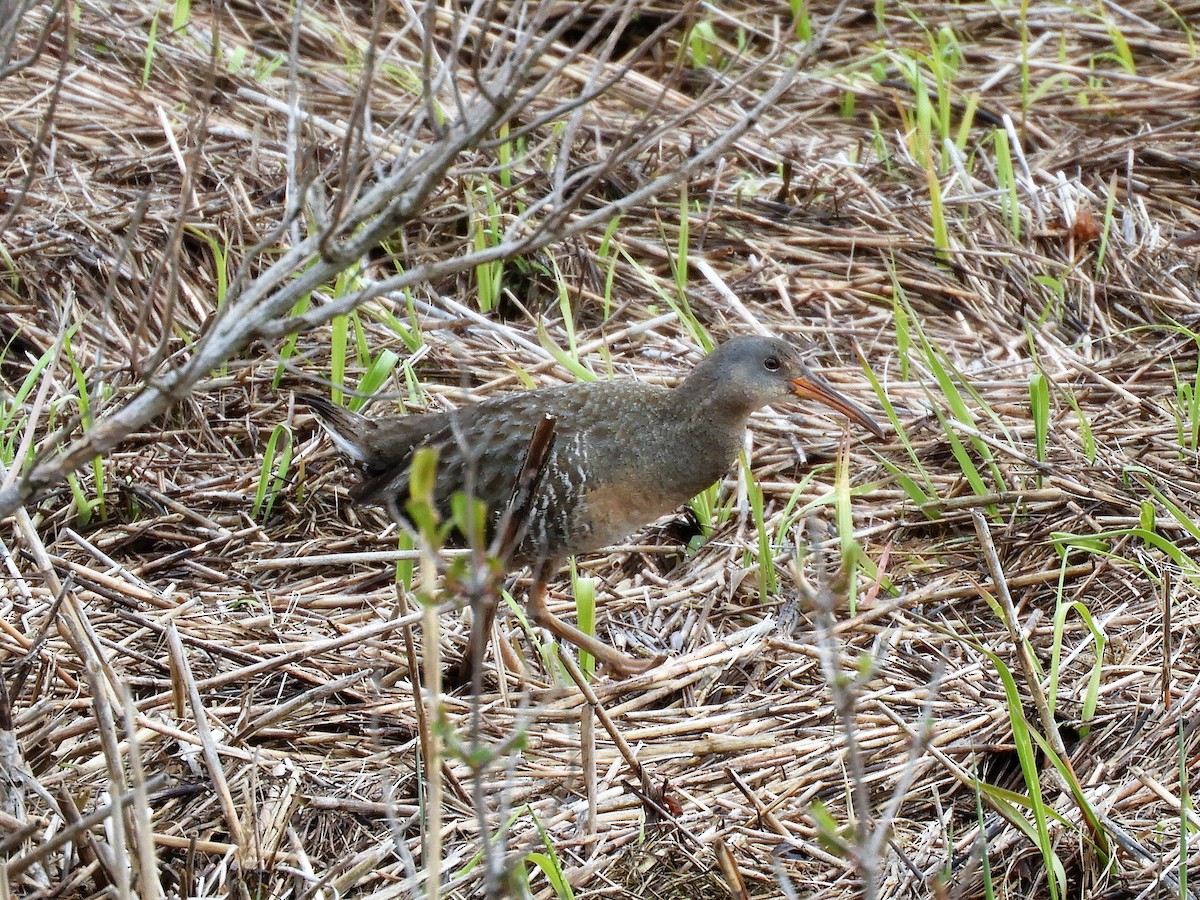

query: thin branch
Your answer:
[0,9,803,519]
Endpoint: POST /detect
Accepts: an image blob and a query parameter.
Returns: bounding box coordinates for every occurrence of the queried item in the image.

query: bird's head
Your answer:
[686,335,884,437]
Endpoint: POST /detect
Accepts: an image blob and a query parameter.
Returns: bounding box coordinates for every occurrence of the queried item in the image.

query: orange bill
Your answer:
[791,373,885,438]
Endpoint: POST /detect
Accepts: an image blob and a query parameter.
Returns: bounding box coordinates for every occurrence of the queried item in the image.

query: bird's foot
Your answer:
[599,649,666,677]
[532,610,665,678]
[526,579,665,679]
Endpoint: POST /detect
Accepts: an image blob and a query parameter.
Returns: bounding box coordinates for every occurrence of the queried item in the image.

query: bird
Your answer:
[302,335,883,680]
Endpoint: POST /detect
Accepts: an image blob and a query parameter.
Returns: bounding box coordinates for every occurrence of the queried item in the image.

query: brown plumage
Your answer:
[303,335,882,678]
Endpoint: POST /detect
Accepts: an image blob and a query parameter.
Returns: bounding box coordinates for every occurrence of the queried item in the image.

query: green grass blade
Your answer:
[979,648,1063,900]
[526,806,575,898]
[330,314,349,405]
[1095,172,1119,276]
[253,424,293,521]
[994,128,1021,239]
[1030,370,1049,480]
[536,320,595,382]
[351,349,400,412]
[570,560,597,679]
[742,456,777,601]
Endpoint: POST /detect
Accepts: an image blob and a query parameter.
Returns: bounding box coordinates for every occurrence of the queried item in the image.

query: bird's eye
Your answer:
[763,356,781,371]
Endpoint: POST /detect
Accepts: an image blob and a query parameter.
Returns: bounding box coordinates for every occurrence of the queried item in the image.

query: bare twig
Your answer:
[0,0,802,518]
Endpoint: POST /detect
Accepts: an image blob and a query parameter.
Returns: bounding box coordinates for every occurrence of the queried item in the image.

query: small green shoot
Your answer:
[926,26,962,151]
[972,783,995,898]
[1053,523,1200,585]
[172,0,191,30]
[524,805,575,899]
[892,293,912,381]
[596,216,622,321]
[496,121,512,190]
[809,799,853,857]
[226,44,246,74]
[349,349,400,413]
[1094,172,1119,276]
[923,157,949,258]
[994,128,1021,239]
[869,112,891,171]
[470,178,503,313]
[394,530,416,592]
[1047,581,1105,736]
[253,52,285,81]
[1174,358,1200,454]
[252,424,294,521]
[273,293,312,388]
[1061,388,1096,464]
[857,342,937,507]
[0,243,20,290]
[330,313,349,405]
[401,358,425,407]
[774,469,822,553]
[789,0,812,41]
[904,295,1006,501]
[500,588,555,675]
[449,491,488,552]
[840,89,856,118]
[1030,370,1049,483]
[688,482,734,548]
[977,647,1065,900]
[1125,470,1200,573]
[63,329,107,522]
[1,338,60,465]
[350,309,371,364]
[143,13,159,86]
[833,440,860,611]
[551,256,579,360]
[1033,274,1066,326]
[66,474,97,526]
[1157,2,1195,54]
[686,19,719,69]
[1026,725,1111,863]
[570,560,597,679]
[742,456,777,601]
[674,181,690,300]
[621,247,711,351]
[536,321,595,382]
[368,281,424,353]
[1102,21,1136,73]
[903,68,949,251]
[934,403,991,503]
[184,225,229,308]
[953,91,979,151]
[833,438,891,601]
[406,446,449,553]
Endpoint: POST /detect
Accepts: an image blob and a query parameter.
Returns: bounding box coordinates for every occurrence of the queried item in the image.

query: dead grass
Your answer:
[3,0,1200,898]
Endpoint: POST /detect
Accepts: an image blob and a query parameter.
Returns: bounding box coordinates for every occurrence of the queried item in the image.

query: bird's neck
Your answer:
[667,375,755,487]
[673,362,757,426]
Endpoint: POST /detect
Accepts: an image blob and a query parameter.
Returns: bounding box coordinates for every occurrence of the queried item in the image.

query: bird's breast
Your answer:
[573,475,686,555]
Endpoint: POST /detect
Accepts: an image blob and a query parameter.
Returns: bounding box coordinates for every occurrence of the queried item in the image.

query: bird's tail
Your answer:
[296,393,371,462]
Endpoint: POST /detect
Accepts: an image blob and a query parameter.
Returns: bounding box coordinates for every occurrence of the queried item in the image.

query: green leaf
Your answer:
[405,447,442,540]
[977,648,1064,900]
[570,561,597,678]
[525,806,575,899]
[449,490,488,549]
[1030,371,1049,466]
[253,424,293,521]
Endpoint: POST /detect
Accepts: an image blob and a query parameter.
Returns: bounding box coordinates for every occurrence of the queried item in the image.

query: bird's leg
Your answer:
[449,598,497,689]
[451,416,558,691]
[525,577,664,677]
